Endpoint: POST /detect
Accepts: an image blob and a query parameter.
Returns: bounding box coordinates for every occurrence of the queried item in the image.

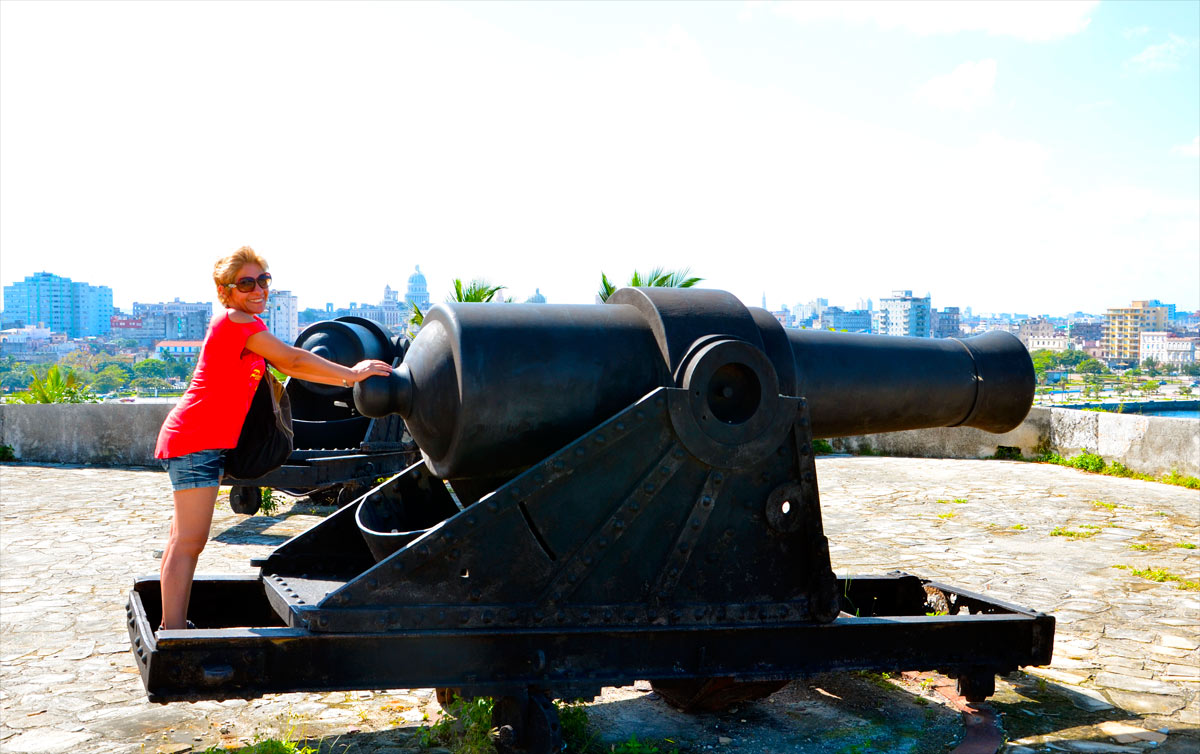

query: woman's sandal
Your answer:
[157,620,196,631]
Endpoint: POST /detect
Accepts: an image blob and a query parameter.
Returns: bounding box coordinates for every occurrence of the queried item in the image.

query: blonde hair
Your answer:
[214,246,269,306]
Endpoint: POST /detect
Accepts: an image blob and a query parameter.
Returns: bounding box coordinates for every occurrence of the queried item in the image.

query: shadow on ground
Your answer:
[989,671,1199,753]
[212,501,337,546]
[204,671,1200,754]
[213,673,965,754]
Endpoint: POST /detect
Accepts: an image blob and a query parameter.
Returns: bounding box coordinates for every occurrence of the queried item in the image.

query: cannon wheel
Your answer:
[337,482,366,508]
[434,687,473,708]
[228,486,263,516]
[955,670,996,703]
[306,486,341,507]
[649,677,789,713]
[492,691,562,754]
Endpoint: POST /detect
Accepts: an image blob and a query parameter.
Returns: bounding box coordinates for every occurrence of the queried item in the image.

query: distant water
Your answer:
[1141,409,1199,419]
[1062,403,1199,420]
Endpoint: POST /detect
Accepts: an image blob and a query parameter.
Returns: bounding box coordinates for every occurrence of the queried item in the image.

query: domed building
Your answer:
[404,266,430,310]
[525,288,547,304]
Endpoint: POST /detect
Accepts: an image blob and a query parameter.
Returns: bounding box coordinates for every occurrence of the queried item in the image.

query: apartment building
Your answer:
[815,307,872,333]
[1104,301,1169,367]
[265,290,299,345]
[932,307,961,339]
[1,272,113,338]
[873,290,931,337]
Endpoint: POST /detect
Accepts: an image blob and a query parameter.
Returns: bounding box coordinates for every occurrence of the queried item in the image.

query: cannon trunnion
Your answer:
[127,288,1052,753]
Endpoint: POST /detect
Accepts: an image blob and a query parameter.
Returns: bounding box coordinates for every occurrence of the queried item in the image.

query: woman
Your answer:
[154,246,393,630]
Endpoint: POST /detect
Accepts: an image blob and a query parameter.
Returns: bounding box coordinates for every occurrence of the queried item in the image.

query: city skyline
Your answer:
[1,265,1194,325]
[1,2,1197,315]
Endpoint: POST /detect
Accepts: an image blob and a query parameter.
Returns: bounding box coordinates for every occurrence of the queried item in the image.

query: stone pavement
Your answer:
[0,457,1197,753]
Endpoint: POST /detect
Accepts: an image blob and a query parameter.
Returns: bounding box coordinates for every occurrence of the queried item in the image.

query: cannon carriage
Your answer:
[127,288,1054,754]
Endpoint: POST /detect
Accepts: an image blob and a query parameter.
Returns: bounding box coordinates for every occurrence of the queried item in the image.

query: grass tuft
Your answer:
[1112,565,1200,591]
[1050,526,1098,539]
[1028,453,1200,490]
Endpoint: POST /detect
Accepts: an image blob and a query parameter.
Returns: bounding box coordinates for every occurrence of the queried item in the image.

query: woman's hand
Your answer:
[348,360,394,383]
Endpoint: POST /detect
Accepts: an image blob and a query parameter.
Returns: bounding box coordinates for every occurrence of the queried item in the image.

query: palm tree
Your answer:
[597,267,703,303]
[409,279,507,327]
[16,365,95,404]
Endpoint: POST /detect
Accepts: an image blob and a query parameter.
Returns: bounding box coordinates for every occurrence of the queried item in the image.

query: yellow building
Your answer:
[1103,301,1169,367]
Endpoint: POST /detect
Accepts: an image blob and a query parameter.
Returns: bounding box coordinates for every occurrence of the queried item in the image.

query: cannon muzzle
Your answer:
[355,288,1033,479]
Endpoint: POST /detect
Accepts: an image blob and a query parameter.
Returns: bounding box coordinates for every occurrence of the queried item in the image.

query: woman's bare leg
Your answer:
[159,486,218,629]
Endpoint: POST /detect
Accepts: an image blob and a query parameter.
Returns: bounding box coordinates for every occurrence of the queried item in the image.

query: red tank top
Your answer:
[154,311,268,459]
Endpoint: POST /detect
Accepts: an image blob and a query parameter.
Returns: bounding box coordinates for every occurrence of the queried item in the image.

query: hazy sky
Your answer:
[2,0,1197,316]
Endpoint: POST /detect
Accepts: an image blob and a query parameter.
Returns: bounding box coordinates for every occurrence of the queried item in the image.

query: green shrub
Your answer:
[1163,469,1200,490]
[812,438,834,455]
[0,444,14,462]
[1068,452,1106,473]
[199,738,315,753]
[557,702,594,753]
[259,488,279,516]
[419,696,495,754]
[611,735,680,754]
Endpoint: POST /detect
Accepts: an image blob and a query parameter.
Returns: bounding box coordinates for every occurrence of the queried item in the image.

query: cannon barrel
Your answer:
[354,288,1033,479]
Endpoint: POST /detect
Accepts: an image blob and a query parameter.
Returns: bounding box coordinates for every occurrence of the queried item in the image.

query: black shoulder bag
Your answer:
[224,369,294,480]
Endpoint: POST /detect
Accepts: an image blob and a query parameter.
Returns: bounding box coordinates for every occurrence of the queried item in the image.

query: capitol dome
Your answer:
[405,265,430,308]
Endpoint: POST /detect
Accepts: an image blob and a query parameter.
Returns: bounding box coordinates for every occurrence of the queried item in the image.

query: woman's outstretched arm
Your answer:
[244,330,393,386]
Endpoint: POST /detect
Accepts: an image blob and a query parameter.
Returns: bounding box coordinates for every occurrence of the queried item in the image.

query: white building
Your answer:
[1140,331,1196,366]
[265,290,299,345]
[157,340,204,363]
[1026,335,1072,352]
[0,325,53,344]
[873,290,931,338]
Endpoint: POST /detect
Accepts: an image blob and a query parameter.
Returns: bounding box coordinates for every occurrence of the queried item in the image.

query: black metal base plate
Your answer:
[126,572,1053,703]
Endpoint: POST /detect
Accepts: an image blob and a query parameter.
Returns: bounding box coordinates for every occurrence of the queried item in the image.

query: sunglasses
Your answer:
[225,273,272,293]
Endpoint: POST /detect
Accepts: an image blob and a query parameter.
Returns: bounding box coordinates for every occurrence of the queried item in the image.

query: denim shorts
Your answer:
[161,450,225,491]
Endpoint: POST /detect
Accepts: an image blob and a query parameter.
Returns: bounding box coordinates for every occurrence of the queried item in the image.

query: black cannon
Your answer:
[127,288,1054,753]
[224,316,417,513]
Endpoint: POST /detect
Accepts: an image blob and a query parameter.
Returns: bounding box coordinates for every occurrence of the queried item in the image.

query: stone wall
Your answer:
[830,406,1199,477]
[0,403,173,467]
[1,402,1195,477]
